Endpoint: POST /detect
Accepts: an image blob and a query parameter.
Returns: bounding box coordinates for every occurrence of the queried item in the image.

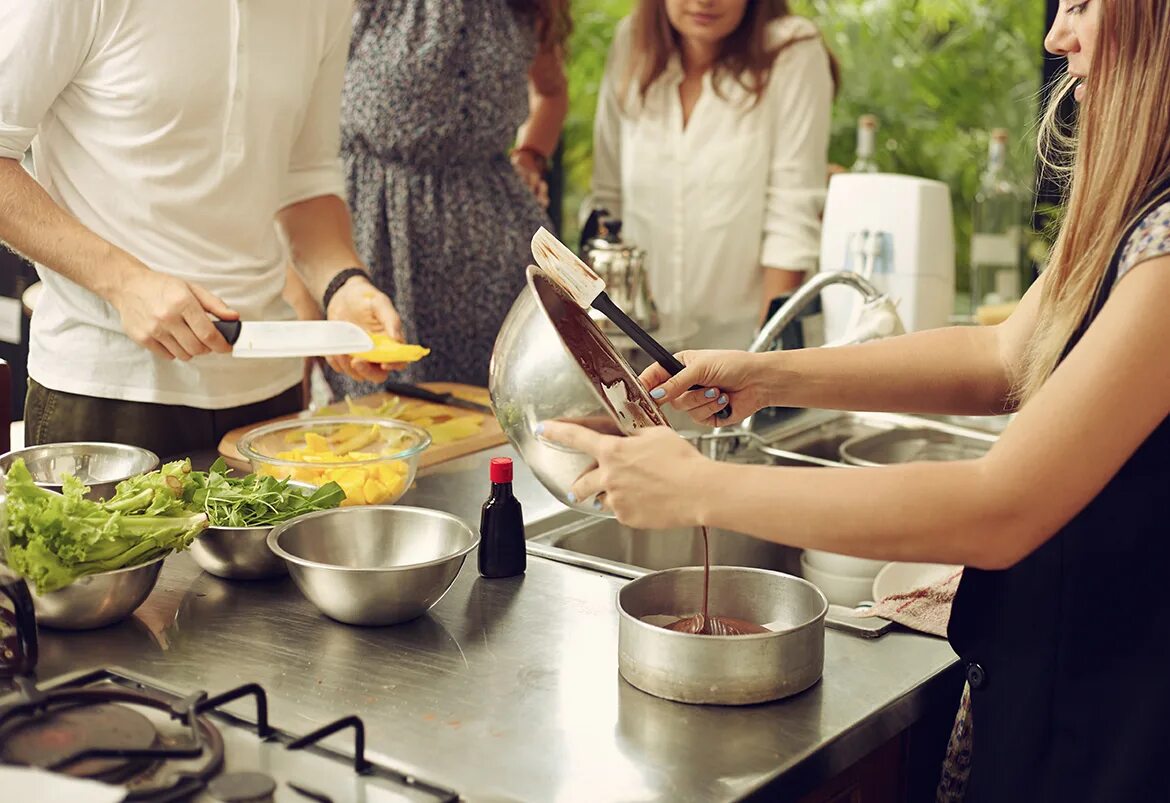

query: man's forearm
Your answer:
[277,194,364,302]
[0,157,140,299]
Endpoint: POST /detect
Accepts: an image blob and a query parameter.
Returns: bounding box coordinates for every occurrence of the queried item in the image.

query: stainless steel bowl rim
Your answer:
[617,566,829,640]
[0,442,160,480]
[237,416,433,468]
[267,505,480,572]
[29,552,169,585]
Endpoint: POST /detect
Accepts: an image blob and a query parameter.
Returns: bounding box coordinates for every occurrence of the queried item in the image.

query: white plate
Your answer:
[872,562,962,601]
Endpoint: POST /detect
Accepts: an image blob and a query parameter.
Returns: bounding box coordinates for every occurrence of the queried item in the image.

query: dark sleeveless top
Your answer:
[948,179,1170,802]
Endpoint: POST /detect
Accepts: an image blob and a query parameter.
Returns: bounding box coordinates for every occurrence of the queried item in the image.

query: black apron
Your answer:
[948,179,1170,803]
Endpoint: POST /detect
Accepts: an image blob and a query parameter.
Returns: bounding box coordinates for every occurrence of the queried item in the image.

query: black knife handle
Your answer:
[592,294,732,421]
[213,320,242,345]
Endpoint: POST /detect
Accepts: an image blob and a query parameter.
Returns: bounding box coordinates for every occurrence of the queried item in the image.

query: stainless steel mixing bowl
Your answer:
[617,566,828,705]
[489,266,669,514]
[267,506,479,626]
[189,482,318,580]
[191,525,287,580]
[32,555,166,630]
[0,442,159,501]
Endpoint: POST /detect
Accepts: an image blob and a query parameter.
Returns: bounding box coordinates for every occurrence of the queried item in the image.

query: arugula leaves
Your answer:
[190,459,345,528]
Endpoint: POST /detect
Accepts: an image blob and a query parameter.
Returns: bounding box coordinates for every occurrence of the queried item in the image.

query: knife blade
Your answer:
[382,381,494,415]
[213,320,374,358]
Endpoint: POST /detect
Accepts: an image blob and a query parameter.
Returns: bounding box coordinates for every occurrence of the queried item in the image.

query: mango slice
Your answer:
[351,333,431,364]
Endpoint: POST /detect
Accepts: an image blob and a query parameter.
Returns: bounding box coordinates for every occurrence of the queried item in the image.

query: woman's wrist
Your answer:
[756,350,798,408]
[687,457,726,529]
[510,145,548,175]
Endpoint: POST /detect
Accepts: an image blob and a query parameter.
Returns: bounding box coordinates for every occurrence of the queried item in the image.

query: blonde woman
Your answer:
[546,1,1170,799]
[589,0,836,351]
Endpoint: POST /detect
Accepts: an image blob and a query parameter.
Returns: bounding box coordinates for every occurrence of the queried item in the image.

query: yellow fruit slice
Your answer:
[351,333,431,364]
[304,432,331,453]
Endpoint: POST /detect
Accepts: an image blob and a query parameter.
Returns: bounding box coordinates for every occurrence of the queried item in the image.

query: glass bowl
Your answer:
[237,417,431,507]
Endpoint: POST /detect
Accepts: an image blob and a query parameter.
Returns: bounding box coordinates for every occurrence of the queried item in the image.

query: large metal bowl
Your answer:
[618,567,828,705]
[0,442,159,501]
[489,266,669,514]
[267,506,479,626]
[31,555,166,630]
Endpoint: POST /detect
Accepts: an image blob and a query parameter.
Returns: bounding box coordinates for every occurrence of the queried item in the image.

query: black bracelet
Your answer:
[321,268,370,313]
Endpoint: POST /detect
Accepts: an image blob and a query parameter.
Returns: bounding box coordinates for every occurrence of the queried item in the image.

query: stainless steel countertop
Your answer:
[35,448,960,803]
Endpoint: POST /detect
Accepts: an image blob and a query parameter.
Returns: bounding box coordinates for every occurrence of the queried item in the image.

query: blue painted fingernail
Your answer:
[650,388,666,399]
[593,499,604,511]
[567,491,577,503]
[534,422,545,436]
[704,388,717,399]
[718,395,728,405]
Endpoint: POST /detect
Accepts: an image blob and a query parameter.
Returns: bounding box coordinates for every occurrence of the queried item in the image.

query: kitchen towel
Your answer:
[851,567,964,637]
[0,766,125,802]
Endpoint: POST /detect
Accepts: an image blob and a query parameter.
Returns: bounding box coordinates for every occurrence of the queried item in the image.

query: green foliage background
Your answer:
[561,1,1047,290]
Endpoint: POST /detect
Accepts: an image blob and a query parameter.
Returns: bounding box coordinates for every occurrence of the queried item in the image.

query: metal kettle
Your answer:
[581,216,660,334]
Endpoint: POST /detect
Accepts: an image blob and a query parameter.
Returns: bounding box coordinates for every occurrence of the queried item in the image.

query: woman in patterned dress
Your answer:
[331,0,570,393]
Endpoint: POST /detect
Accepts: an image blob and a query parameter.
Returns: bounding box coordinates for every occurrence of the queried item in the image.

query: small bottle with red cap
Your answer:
[478,457,526,578]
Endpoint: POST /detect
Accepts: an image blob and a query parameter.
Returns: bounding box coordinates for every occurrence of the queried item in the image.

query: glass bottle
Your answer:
[970,129,1026,312]
[478,458,525,578]
[851,115,881,173]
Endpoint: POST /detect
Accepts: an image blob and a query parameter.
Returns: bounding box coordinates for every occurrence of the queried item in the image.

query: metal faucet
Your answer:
[701,271,903,459]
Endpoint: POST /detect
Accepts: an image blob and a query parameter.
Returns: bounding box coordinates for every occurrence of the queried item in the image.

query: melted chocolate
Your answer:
[531,271,767,636]
[533,273,667,432]
[662,527,771,636]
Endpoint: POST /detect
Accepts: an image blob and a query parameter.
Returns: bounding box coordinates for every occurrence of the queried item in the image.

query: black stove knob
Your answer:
[207,771,278,802]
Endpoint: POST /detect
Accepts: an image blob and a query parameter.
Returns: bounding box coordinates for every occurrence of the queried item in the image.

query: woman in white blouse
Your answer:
[590,0,836,350]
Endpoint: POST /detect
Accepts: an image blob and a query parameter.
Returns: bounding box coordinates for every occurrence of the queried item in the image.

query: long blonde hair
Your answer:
[1017,0,1170,403]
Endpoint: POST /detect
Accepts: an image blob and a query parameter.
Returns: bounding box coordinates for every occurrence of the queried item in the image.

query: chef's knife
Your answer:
[382,381,494,415]
[213,320,373,358]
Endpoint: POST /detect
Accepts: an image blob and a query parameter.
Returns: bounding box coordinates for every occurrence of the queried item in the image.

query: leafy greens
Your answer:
[189,458,345,528]
[2,458,207,594]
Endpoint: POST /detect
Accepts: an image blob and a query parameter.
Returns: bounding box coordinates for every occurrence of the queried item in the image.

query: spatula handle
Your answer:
[592,294,732,421]
[213,320,242,345]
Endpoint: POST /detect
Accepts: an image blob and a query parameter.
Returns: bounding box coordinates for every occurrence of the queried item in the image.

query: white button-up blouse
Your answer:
[590,15,833,349]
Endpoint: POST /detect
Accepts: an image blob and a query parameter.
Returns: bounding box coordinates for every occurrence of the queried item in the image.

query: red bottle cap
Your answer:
[490,457,513,484]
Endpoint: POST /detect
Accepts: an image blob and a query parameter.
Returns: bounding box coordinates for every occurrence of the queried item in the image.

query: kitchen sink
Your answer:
[524,409,1002,581]
[526,515,800,580]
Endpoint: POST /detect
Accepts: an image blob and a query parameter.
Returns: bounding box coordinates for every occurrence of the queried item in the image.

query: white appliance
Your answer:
[818,173,955,344]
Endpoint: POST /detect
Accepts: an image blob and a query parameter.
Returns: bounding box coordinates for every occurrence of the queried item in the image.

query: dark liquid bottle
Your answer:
[478,457,526,578]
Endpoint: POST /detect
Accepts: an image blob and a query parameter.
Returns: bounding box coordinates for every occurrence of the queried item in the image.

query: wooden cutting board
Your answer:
[217,383,506,472]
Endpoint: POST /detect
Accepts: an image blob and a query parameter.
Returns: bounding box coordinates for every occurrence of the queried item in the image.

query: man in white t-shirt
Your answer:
[0,0,403,457]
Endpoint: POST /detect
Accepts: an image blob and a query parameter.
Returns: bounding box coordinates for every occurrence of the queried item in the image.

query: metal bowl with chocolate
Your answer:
[618,566,828,706]
[489,265,669,515]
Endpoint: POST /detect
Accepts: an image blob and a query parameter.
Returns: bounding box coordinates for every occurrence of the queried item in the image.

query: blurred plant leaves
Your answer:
[563,0,1047,289]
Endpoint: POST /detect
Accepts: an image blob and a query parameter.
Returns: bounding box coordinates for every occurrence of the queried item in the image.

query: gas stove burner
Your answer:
[0,702,159,782]
[208,770,277,802]
[1,670,461,802]
[0,681,225,801]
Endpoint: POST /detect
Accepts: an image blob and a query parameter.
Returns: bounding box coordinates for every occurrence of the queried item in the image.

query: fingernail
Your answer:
[704,388,717,399]
[534,423,545,436]
[592,499,604,511]
[567,491,577,503]
[718,395,728,406]
[650,388,666,400]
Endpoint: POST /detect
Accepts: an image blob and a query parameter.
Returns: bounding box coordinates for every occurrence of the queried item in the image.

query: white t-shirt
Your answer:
[0,0,351,408]
[590,16,833,350]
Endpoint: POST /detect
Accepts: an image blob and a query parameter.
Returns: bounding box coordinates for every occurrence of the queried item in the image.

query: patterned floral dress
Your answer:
[331,0,550,394]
